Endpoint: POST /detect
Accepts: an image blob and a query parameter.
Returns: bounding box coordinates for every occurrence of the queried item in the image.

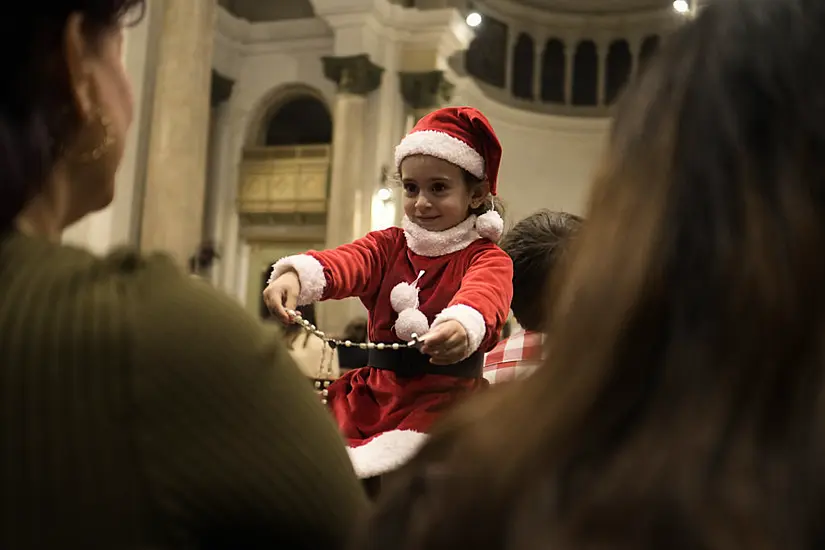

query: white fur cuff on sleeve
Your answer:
[268,254,326,305]
[432,304,486,357]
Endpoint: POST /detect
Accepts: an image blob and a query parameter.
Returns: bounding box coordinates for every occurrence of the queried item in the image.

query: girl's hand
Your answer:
[262,271,301,323]
[420,320,469,365]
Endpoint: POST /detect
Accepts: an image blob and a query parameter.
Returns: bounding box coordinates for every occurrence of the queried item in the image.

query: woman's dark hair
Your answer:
[0,1,145,229]
[283,304,316,350]
[359,0,825,548]
[499,210,582,331]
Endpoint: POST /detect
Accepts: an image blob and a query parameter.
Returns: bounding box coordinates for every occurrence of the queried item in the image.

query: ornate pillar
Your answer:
[399,70,454,123]
[140,0,217,266]
[322,54,383,333]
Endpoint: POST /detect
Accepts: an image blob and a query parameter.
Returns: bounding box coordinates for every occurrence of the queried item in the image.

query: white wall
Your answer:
[449,75,610,222]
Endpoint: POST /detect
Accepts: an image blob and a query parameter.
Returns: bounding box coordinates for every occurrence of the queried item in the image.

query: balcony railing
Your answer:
[238,145,330,214]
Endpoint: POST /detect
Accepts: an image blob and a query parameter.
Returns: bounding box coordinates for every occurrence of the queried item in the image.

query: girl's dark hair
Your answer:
[283,304,316,350]
[360,0,825,548]
[0,1,145,229]
[462,169,503,219]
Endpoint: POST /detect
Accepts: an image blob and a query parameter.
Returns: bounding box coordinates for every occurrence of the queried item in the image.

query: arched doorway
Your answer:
[238,89,333,320]
[264,96,332,146]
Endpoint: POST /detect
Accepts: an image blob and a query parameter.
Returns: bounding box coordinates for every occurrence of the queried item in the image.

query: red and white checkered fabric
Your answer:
[483,330,544,384]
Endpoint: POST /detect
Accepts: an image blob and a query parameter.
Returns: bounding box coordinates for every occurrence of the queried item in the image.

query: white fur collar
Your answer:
[402,215,481,257]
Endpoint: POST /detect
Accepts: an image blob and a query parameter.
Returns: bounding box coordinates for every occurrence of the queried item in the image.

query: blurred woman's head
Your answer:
[364,0,825,548]
[1,1,144,236]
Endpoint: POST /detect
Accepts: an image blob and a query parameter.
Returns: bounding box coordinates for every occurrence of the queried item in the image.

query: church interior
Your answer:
[62,0,698,337]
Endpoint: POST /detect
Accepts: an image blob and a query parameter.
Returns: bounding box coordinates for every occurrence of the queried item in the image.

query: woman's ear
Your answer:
[63,13,96,122]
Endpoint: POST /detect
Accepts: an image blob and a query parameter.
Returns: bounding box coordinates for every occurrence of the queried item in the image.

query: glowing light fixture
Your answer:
[466,12,482,27]
[377,187,393,201]
[672,0,689,13]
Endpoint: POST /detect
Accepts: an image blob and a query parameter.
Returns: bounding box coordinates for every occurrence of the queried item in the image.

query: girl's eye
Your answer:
[403,183,418,194]
[431,183,446,193]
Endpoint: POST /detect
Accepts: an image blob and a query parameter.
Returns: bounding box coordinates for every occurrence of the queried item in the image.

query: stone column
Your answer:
[399,70,454,123]
[597,41,608,106]
[564,42,575,105]
[140,0,217,266]
[505,27,518,96]
[532,36,545,102]
[321,54,383,334]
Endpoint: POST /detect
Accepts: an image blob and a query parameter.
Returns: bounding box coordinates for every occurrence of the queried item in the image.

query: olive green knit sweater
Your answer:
[0,233,367,549]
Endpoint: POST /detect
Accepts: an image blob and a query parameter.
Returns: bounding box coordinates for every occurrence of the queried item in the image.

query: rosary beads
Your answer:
[286,308,423,406]
[285,308,423,351]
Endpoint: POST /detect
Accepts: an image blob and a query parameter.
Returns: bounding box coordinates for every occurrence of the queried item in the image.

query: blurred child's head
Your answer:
[501,210,582,331]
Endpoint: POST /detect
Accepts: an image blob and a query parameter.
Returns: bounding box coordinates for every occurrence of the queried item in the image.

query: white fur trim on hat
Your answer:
[268,254,325,305]
[347,430,430,478]
[395,130,485,178]
[432,304,486,357]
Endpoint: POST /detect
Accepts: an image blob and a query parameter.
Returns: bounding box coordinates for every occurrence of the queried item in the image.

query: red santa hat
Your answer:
[394,106,504,242]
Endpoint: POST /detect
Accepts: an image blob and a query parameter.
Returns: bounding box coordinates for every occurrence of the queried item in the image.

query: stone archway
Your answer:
[238,84,334,322]
[244,83,331,148]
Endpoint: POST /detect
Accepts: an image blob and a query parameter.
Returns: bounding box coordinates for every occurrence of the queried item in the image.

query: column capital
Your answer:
[398,70,454,110]
[322,54,384,95]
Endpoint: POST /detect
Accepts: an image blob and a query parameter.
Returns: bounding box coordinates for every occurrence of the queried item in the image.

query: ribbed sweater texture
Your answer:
[0,233,367,549]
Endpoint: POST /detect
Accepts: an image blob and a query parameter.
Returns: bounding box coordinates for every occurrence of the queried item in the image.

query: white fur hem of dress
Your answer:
[347,430,430,478]
[268,254,325,305]
[433,304,486,356]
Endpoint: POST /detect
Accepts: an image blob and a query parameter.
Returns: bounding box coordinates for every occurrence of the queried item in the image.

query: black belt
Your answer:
[368,347,482,379]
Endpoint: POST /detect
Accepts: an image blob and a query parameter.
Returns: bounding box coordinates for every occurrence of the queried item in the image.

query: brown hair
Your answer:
[500,210,582,331]
[359,0,825,547]
[463,169,503,219]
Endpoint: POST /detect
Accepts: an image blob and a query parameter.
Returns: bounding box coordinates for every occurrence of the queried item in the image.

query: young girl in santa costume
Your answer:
[263,107,513,479]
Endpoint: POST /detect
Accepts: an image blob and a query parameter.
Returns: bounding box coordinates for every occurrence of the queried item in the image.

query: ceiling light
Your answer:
[672,0,689,13]
[466,12,482,28]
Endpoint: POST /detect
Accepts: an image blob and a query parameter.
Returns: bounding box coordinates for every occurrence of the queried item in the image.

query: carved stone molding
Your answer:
[399,70,454,110]
[322,54,384,95]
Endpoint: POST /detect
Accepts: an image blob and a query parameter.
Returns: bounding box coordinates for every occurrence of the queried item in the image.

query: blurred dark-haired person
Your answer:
[483,210,581,383]
[356,0,825,549]
[0,3,365,549]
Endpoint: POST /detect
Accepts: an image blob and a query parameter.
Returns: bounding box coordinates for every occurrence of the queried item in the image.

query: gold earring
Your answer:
[76,110,115,162]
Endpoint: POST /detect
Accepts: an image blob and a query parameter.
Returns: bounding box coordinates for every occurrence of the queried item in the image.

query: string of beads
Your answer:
[285,308,423,351]
[285,308,423,405]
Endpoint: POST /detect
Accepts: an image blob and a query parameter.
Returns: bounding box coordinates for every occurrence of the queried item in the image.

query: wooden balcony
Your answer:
[238,145,330,215]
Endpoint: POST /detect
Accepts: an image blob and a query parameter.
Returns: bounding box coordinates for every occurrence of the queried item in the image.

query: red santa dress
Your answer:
[270,214,513,477]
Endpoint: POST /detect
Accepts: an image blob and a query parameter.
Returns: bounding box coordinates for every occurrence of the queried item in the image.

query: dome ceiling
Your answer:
[508,0,673,14]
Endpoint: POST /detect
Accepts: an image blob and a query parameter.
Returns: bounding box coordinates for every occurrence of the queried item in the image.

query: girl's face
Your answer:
[400,155,487,232]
